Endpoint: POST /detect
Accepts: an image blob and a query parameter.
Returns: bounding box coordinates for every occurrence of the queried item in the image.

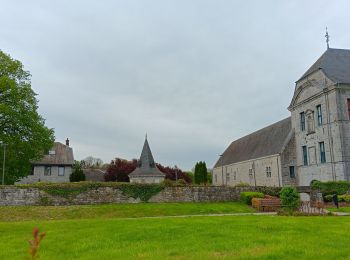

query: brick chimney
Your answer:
[66,138,70,147]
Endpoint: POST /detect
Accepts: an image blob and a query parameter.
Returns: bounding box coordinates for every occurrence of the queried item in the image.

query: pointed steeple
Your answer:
[128,136,165,178]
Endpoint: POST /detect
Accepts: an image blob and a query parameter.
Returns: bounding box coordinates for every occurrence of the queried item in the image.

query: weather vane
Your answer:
[325,27,330,49]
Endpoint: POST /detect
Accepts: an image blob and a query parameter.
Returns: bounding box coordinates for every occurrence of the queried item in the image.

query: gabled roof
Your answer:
[33,142,74,166]
[129,138,165,177]
[214,117,292,168]
[298,48,350,84]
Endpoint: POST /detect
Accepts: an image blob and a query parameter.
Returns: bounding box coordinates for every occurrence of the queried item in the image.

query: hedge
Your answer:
[311,181,350,196]
[325,194,350,203]
[240,192,264,205]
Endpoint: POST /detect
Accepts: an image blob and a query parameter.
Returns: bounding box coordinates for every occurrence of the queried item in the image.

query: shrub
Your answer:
[235,182,250,187]
[279,187,300,210]
[70,161,85,182]
[338,195,350,202]
[256,186,282,197]
[311,181,350,196]
[324,194,333,202]
[240,191,264,205]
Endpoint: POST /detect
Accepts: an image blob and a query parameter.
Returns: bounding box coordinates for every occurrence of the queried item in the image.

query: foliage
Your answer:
[27,227,45,260]
[118,184,164,202]
[324,194,333,202]
[338,194,350,202]
[256,186,282,197]
[240,191,264,205]
[81,156,103,169]
[279,187,300,210]
[186,172,194,183]
[311,181,350,196]
[104,158,192,183]
[104,158,137,182]
[194,161,208,184]
[0,50,55,184]
[163,179,187,187]
[235,182,250,187]
[69,161,86,182]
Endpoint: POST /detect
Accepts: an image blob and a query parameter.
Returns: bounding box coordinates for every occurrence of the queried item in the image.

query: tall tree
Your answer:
[0,50,55,184]
[194,161,208,184]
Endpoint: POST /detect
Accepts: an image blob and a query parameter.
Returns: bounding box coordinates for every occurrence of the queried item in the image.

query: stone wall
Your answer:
[0,186,256,206]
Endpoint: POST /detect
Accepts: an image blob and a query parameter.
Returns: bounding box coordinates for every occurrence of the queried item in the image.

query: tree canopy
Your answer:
[0,50,55,184]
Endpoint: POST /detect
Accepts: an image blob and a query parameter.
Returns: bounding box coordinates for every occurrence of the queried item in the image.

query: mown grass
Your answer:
[327,206,350,213]
[1,215,350,259]
[0,202,254,222]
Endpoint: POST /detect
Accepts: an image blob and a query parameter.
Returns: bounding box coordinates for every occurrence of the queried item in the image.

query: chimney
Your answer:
[66,138,70,146]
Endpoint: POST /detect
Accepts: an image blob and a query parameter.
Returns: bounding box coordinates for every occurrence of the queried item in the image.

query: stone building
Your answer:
[16,139,74,184]
[213,47,350,187]
[129,137,165,184]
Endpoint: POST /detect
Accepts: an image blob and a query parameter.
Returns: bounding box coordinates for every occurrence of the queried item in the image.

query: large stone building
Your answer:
[129,137,165,184]
[213,47,350,187]
[16,139,74,184]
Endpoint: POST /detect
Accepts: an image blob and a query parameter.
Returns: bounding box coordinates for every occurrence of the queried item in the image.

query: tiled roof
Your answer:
[32,142,74,165]
[214,117,292,168]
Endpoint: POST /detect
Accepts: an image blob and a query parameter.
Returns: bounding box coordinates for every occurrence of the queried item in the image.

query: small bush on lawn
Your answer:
[280,187,300,210]
[240,192,264,205]
[324,194,333,202]
[311,181,350,196]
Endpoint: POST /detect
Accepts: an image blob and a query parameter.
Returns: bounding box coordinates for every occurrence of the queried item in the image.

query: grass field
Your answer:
[327,206,350,213]
[0,202,253,221]
[1,203,350,259]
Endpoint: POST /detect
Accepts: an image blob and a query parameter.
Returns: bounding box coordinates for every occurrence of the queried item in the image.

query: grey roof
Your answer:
[129,138,165,177]
[214,117,292,168]
[83,169,106,182]
[298,48,350,84]
[33,142,74,166]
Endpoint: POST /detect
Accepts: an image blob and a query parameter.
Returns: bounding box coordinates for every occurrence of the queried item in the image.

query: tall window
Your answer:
[289,166,295,178]
[348,99,350,119]
[58,166,65,176]
[319,142,326,163]
[302,146,308,166]
[266,166,271,178]
[316,105,323,126]
[233,171,236,180]
[44,166,51,176]
[300,112,305,131]
[214,174,217,183]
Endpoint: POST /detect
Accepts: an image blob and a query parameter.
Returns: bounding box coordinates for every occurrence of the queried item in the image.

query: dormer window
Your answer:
[48,150,56,155]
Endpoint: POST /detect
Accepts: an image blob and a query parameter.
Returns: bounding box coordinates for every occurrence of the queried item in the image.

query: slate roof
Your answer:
[83,169,106,182]
[214,117,292,168]
[129,138,165,177]
[33,142,74,166]
[298,48,350,84]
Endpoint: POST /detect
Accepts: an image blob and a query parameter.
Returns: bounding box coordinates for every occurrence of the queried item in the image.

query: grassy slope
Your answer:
[1,215,350,259]
[0,202,254,222]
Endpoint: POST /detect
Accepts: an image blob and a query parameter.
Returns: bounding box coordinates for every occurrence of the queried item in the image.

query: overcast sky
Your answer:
[1,1,350,170]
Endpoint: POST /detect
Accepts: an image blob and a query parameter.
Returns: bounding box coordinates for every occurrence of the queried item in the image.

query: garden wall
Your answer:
[0,184,261,206]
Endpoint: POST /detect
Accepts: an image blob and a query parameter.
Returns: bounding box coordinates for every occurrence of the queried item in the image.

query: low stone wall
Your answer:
[0,185,255,206]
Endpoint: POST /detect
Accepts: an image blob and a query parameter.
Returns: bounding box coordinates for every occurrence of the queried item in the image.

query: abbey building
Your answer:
[213,48,350,186]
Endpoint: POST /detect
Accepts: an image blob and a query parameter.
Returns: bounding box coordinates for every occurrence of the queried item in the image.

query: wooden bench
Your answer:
[252,197,281,212]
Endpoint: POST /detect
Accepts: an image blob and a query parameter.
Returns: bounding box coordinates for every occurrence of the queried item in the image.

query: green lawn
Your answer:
[0,202,253,222]
[327,206,350,213]
[1,215,350,259]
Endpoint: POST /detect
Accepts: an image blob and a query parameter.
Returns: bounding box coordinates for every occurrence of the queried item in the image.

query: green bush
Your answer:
[311,181,350,196]
[240,192,264,205]
[70,161,86,182]
[279,187,300,210]
[324,194,333,202]
[256,187,282,197]
[338,195,350,202]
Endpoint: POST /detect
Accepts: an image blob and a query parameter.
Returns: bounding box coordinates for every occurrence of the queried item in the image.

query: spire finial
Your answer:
[325,27,330,49]
[145,133,147,140]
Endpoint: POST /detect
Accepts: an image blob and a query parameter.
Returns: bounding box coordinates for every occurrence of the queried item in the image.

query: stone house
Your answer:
[16,139,74,184]
[213,47,350,187]
[129,137,165,184]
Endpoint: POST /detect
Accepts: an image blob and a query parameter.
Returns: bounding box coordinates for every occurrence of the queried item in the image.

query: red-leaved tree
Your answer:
[104,158,191,183]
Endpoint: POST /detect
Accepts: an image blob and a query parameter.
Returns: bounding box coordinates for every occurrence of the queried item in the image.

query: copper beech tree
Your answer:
[104,158,191,183]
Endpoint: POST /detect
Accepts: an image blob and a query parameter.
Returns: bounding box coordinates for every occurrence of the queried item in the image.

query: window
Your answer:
[44,166,51,176]
[319,142,326,163]
[300,112,305,131]
[348,99,350,119]
[226,173,230,183]
[316,105,322,126]
[214,174,217,183]
[249,169,253,179]
[302,146,308,166]
[289,166,295,178]
[233,171,236,180]
[266,166,271,178]
[58,166,65,176]
[306,112,315,134]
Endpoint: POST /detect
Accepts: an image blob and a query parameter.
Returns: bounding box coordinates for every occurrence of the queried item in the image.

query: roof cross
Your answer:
[325,27,330,49]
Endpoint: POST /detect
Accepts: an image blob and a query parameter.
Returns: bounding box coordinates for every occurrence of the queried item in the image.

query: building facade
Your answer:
[213,48,350,187]
[16,139,74,184]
